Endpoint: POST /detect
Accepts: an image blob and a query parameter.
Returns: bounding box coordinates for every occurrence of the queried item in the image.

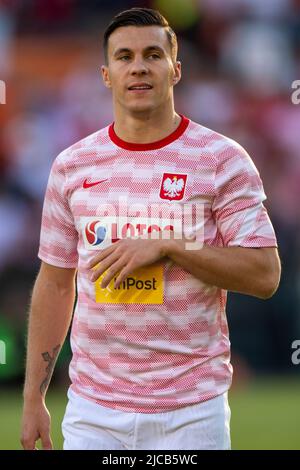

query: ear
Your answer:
[101,65,111,88]
[172,61,181,86]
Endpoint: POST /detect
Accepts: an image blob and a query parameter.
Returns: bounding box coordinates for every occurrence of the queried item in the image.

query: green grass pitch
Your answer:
[1,377,299,450]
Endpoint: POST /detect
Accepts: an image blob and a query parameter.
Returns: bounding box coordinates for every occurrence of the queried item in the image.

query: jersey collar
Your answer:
[108,114,190,151]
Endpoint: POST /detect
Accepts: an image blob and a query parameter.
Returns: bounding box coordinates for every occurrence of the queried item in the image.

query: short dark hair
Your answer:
[103,7,178,64]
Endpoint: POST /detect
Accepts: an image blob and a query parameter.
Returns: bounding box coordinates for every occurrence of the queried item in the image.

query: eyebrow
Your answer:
[113,45,165,57]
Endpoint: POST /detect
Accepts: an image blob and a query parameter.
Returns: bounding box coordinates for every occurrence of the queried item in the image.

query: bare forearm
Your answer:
[165,240,280,299]
[24,268,75,402]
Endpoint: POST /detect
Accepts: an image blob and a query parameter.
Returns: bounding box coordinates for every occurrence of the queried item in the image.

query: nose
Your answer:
[130,56,149,75]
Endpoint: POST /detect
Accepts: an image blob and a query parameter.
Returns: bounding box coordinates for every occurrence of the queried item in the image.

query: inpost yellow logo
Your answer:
[94,264,164,304]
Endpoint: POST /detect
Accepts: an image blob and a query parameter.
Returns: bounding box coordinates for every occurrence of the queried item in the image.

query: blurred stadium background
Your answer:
[0,0,300,450]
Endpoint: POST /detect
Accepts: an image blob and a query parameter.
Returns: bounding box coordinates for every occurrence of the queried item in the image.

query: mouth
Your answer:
[128,83,153,93]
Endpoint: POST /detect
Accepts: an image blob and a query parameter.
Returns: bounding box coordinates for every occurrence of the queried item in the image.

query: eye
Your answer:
[149,53,160,59]
[119,55,130,61]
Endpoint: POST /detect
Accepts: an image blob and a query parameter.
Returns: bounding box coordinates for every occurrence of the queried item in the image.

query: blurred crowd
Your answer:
[0,0,300,383]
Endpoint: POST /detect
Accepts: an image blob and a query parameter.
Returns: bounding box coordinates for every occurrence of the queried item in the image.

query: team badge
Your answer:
[159,173,187,201]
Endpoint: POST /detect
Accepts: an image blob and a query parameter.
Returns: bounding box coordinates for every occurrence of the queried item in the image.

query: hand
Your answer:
[88,237,168,289]
[21,400,53,450]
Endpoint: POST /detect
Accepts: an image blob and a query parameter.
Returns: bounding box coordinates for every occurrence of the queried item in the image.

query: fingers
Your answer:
[21,429,53,450]
[90,251,123,282]
[21,433,38,450]
[88,242,119,269]
[114,265,133,289]
[100,257,128,288]
[40,428,53,450]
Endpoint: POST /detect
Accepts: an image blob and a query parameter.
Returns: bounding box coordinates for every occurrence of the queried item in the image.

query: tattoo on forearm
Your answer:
[39,344,61,395]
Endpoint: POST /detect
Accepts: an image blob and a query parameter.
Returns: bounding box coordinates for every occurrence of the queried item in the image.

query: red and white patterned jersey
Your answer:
[38,115,277,413]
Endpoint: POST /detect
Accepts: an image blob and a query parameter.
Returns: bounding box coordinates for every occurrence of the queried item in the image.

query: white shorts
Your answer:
[62,388,231,450]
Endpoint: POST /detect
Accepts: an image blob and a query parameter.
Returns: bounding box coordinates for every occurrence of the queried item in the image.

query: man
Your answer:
[21,8,280,450]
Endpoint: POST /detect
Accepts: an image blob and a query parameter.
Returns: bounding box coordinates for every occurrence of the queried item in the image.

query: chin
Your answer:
[127,100,157,111]
[127,103,155,114]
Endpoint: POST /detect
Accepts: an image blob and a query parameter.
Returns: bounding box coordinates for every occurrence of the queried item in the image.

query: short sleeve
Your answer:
[212,141,278,248]
[38,154,78,268]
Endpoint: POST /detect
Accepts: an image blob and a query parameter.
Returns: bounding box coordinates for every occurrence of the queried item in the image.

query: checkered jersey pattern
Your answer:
[38,115,277,413]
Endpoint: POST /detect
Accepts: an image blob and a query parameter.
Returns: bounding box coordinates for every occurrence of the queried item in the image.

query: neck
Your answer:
[113,105,181,144]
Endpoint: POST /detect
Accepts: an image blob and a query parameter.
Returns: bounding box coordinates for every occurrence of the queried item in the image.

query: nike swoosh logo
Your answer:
[83,178,109,189]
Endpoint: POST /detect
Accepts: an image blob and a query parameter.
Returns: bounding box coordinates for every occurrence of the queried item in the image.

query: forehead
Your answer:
[108,25,170,55]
